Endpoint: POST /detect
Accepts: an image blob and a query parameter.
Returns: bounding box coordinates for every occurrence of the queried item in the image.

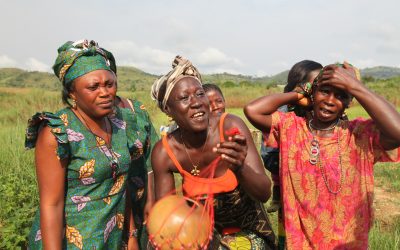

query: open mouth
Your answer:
[320,107,334,115]
[191,111,206,120]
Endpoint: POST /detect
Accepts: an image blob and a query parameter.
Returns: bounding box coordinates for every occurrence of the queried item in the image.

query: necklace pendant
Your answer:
[190,165,200,176]
[309,157,318,165]
[309,139,319,165]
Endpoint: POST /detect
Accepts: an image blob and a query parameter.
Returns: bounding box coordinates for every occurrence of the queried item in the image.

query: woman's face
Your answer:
[312,84,351,123]
[166,77,210,132]
[206,90,225,115]
[70,69,117,119]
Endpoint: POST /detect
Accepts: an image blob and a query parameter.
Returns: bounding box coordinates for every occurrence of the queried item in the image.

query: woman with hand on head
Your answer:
[26,40,156,249]
[150,56,276,249]
[244,62,400,249]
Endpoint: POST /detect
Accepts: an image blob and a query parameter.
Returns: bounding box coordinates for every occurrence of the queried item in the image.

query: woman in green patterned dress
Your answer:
[25,40,157,249]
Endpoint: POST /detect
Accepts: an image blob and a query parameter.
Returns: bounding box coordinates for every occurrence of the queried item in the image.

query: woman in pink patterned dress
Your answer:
[244,62,400,249]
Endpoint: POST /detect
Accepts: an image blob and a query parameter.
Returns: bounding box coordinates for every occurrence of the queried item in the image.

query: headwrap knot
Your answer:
[151,55,202,112]
[53,39,116,87]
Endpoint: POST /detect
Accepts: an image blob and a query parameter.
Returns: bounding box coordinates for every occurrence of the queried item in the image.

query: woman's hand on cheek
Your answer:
[213,134,247,172]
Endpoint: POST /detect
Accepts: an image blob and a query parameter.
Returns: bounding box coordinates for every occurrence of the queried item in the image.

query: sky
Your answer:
[0,0,399,77]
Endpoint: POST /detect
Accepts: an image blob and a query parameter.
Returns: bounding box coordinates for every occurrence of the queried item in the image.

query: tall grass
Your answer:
[0,87,399,249]
[369,218,400,250]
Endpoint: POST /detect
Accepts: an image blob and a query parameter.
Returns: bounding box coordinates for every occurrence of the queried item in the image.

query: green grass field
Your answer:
[0,87,399,249]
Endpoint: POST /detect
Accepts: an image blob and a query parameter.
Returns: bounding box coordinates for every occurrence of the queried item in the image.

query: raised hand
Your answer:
[213,130,247,173]
[292,81,314,107]
[317,62,361,94]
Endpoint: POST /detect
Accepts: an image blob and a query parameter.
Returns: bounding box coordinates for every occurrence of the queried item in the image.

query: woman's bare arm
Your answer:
[151,141,176,201]
[35,125,66,249]
[244,92,299,133]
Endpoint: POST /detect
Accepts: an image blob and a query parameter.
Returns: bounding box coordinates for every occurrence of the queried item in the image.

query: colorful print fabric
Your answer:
[52,39,116,85]
[213,187,276,250]
[266,111,400,250]
[120,99,159,249]
[25,101,157,249]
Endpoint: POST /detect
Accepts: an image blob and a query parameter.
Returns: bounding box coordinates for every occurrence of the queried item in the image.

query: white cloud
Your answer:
[24,58,51,72]
[196,48,241,66]
[105,40,244,75]
[327,52,345,62]
[368,22,399,39]
[0,55,17,67]
[193,48,243,74]
[376,41,400,54]
[272,61,290,69]
[104,40,175,74]
[352,59,378,69]
[2,1,400,75]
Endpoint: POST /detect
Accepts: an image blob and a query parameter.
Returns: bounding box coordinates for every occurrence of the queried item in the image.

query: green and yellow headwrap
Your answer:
[53,39,117,86]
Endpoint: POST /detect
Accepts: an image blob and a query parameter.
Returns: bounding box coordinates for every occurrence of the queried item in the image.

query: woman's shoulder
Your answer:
[118,97,148,115]
[151,135,175,170]
[26,108,71,137]
[218,113,247,129]
[117,98,152,125]
[25,108,71,158]
[347,117,377,135]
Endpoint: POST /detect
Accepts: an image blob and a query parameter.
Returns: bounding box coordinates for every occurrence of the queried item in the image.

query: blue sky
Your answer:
[0,0,399,76]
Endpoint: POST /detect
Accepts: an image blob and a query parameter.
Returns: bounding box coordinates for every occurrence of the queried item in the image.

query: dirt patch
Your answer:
[373,185,400,227]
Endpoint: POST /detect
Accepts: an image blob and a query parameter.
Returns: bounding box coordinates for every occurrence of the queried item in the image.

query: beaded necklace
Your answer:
[308,119,344,194]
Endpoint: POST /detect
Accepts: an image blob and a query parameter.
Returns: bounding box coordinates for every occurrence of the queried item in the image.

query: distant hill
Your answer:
[203,73,269,87]
[360,66,400,79]
[0,67,159,91]
[0,67,273,90]
[115,66,158,91]
[261,66,400,83]
[259,70,289,84]
[1,65,399,91]
[0,68,59,90]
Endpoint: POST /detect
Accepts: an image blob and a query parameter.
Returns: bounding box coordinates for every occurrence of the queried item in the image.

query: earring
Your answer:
[341,110,348,120]
[71,99,77,109]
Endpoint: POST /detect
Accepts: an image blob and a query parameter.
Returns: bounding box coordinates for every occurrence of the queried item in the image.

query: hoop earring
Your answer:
[71,99,77,109]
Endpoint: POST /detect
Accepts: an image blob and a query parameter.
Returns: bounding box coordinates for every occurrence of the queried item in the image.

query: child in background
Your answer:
[203,83,226,115]
[260,60,322,249]
[261,60,323,213]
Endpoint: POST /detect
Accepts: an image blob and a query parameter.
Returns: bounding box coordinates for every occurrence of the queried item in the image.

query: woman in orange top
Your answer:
[150,56,276,249]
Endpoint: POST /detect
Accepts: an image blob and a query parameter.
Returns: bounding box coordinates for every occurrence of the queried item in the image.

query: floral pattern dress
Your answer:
[25,101,157,250]
[267,111,400,250]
